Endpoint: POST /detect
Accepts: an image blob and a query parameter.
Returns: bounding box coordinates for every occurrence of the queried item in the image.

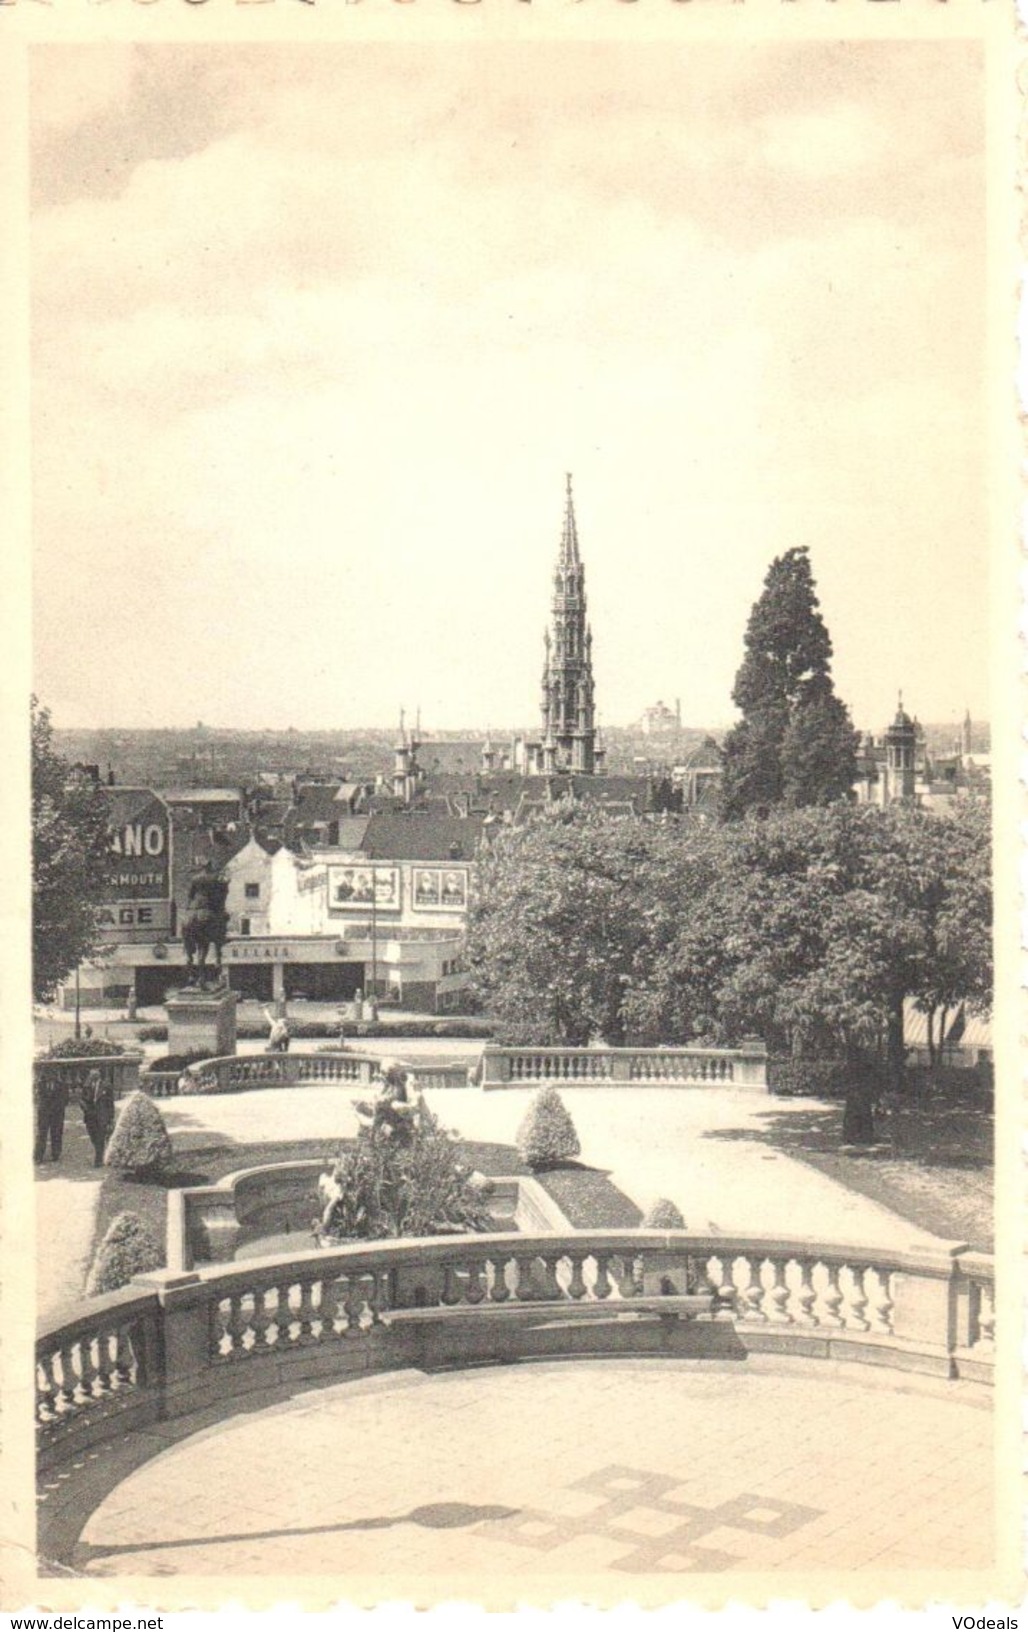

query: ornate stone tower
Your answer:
[540,475,599,775]
[884,694,917,804]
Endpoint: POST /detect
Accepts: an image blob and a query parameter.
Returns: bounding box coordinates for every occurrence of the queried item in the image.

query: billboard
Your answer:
[328,864,401,913]
[411,866,468,912]
[98,790,171,940]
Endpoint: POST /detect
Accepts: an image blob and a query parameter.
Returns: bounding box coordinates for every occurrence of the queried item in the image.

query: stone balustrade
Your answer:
[33,1053,142,1101]
[34,1231,996,1570]
[35,1286,164,1458]
[480,1043,768,1089]
[166,1053,471,1096]
[37,1230,994,1476]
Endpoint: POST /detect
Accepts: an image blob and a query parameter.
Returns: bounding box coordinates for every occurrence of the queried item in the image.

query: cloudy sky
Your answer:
[30,42,986,734]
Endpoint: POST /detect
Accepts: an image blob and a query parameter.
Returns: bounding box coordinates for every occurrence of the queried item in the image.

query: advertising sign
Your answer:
[328,864,401,913]
[102,792,171,902]
[411,866,468,912]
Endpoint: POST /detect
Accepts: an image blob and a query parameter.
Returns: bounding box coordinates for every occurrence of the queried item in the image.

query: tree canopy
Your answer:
[720,548,858,818]
[31,698,111,1003]
[466,801,991,1068]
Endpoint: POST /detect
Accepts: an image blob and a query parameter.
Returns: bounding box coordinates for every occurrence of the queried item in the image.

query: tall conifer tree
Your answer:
[720,548,857,818]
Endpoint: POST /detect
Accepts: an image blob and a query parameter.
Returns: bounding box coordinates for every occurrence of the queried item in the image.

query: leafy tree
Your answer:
[32,698,111,1002]
[465,807,718,1046]
[869,799,992,1073]
[720,548,858,818]
[516,1086,581,1169]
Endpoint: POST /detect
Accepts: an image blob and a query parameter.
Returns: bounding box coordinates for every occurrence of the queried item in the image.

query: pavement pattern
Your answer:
[73,1357,993,1581]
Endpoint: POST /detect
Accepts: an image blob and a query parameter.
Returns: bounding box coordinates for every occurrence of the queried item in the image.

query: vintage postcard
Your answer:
[0,0,1022,1617]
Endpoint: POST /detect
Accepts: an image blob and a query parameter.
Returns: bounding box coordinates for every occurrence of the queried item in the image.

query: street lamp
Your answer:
[369,866,379,1020]
[74,963,81,1042]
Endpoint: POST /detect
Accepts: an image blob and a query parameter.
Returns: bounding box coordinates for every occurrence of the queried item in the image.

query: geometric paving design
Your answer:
[70,1359,994,1579]
[482,1465,823,1572]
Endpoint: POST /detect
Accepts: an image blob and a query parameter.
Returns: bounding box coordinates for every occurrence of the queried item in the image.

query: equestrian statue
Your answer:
[182,860,230,989]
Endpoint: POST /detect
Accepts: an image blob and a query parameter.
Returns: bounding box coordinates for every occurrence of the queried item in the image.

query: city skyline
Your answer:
[31,43,988,733]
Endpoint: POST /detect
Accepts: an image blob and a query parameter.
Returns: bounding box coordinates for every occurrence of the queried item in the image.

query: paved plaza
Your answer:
[158,1079,942,1249]
[72,1357,993,1581]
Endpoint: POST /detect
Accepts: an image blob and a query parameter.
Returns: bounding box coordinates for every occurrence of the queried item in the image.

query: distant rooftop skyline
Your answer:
[31,43,988,733]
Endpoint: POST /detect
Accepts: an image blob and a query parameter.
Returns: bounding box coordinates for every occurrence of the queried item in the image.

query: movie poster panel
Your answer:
[412,867,467,912]
[328,864,401,912]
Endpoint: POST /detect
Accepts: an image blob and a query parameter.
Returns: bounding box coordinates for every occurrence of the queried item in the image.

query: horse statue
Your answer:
[181,863,230,989]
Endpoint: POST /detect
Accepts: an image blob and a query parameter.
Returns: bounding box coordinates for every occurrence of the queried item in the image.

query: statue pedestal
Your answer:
[166,987,237,1060]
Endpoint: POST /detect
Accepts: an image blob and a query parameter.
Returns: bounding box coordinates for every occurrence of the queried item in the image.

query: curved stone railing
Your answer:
[173,1052,470,1095]
[481,1043,768,1089]
[33,1053,143,1100]
[35,1230,995,1571]
[37,1231,994,1472]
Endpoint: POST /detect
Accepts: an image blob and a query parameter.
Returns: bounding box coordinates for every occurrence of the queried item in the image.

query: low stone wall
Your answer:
[170,1164,572,1271]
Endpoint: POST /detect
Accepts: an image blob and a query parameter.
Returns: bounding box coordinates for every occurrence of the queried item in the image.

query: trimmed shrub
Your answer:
[516,1087,581,1170]
[85,1211,162,1296]
[767,1057,852,1099]
[641,1198,686,1230]
[44,1035,126,1059]
[135,1025,168,1043]
[105,1091,174,1178]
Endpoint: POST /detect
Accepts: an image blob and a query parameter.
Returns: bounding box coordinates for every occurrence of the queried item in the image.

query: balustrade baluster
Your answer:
[591,1255,613,1300]
[463,1261,486,1305]
[534,1255,563,1299]
[364,1270,389,1325]
[741,1259,768,1322]
[817,1263,845,1328]
[608,1254,640,1298]
[295,1279,321,1342]
[36,1359,58,1424]
[249,1289,276,1350]
[57,1344,82,1411]
[566,1254,587,1300]
[709,1256,736,1316]
[78,1335,103,1401]
[766,1260,793,1323]
[845,1266,871,1332]
[793,1261,818,1326]
[488,1256,512,1302]
[514,1256,541,1300]
[866,1268,893,1334]
[341,1276,365,1334]
[324,1276,348,1336]
[442,1265,465,1306]
[974,1283,995,1350]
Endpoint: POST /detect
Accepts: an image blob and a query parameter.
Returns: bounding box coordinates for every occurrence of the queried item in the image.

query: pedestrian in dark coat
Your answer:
[34,1073,70,1164]
[81,1068,116,1168]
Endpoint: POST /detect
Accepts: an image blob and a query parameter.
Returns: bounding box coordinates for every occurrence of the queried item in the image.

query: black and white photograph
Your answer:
[3,6,1020,1616]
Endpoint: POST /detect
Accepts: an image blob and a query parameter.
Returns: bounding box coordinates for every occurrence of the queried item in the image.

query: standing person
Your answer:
[262,1006,290,1054]
[33,1072,70,1165]
[81,1068,116,1169]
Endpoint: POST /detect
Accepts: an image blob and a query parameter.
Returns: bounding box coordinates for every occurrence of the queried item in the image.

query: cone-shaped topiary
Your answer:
[641,1197,686,1230]
[86,1211,162,1295]
[516,1086,580,1170]
[104,1090,174,1178]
